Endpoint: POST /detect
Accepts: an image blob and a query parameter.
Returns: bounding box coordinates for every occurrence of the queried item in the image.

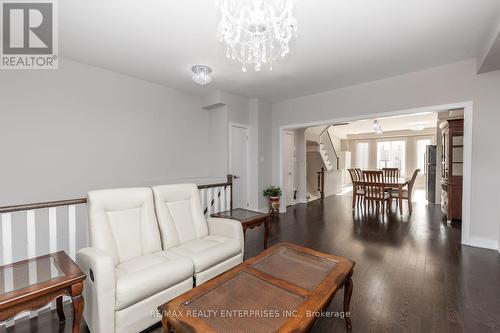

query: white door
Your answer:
[230,125,248,209]
[283,131,294,206]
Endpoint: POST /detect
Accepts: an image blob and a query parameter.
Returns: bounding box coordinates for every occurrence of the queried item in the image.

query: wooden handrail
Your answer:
[0,198,88,214]
[323,130,340,170]
[0,175,234,214]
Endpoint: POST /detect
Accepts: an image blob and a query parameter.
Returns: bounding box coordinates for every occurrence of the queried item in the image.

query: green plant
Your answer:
[263,186,282,198]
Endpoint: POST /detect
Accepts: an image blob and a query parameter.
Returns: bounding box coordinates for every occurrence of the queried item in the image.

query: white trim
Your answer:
[462,237,499,251]
[278,101,478,249]
[460,103,473,247]
[282,130,295,207]
[229,122,250,209]
[68,205,76,260]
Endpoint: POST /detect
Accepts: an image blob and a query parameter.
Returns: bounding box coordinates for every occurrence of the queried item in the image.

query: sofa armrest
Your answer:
[207,217,245,257]
[76,247,116,333]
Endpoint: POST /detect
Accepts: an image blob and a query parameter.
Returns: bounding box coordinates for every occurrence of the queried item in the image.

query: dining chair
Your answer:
[348,169,364,208]
[382,168,399,183]
[354,168,363,180]
[391,169,420,214]
[363,171,391,213]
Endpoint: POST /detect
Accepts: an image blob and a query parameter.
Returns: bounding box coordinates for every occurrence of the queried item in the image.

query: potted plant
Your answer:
[263,186,282,214]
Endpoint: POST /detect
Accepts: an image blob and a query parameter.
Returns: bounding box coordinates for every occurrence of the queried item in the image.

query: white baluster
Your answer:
[26,210,36,259]
[1,213,14,327]
[49,207,57,310]
[26,210,38,318]
[221,187,227,212]
[1,213,12,265]
[3,265,14,327]
[226,186,232,210]
[214,187,220,214]
[69,205,76,260]
[48,207,57,253]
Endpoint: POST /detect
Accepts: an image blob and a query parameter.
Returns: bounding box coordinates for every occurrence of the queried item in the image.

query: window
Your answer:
[417,139,432,174]
[356,142,369,169]
[377,140,406,175]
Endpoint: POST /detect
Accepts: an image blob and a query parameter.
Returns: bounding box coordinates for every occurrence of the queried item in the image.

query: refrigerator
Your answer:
[425,145,437,203]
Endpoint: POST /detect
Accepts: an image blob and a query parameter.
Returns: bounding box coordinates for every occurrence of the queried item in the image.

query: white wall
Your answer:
[272,59,500,250]
[256,99,273,210]
[0,59,219,205]
[201,91,272,211]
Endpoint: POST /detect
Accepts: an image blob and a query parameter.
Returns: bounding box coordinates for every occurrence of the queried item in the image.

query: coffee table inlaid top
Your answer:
[211,208,270,224]
[0,256,65,295]
[159,243,355,333]
[0,251,85,308]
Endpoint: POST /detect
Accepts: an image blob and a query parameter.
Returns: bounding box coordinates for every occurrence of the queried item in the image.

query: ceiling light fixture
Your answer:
[373,120,383,135]
[409,121,429,131]
[215,0,298,72]
[191,65,213,86]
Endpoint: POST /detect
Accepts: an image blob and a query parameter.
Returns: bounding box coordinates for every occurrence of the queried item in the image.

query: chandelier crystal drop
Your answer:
[215,0,297,72]
[191,65,213,86]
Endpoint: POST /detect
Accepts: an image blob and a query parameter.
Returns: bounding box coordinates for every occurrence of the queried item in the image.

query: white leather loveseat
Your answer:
[76,185,244,333]
[152,184,244,285]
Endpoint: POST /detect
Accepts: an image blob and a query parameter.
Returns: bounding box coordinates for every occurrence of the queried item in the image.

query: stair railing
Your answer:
[320,128,340,170]
[317,167,325,199]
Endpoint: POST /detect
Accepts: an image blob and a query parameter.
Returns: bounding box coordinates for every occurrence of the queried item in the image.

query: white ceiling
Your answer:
[312,112,438,139]
[60,0,500,102]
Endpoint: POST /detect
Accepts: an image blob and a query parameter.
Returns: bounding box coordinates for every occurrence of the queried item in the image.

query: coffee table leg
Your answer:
[166,320,176,333]
[56,296,65,323]
[264,218,270,249]
[71,282,84,333]
[343,271,353,330]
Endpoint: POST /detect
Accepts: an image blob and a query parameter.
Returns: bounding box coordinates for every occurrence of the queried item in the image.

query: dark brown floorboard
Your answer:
[2,194,500,332]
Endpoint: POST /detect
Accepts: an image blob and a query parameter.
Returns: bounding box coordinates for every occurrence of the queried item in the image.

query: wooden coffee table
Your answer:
[0,251,86,333]
[211,208,271,249]
[159,243,355,332]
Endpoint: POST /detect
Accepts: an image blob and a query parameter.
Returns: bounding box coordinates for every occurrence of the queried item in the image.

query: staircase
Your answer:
[319,128,339,171]
[319,142,333,171]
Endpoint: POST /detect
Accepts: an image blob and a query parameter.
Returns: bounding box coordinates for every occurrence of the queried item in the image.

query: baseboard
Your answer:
[462,237,499,251]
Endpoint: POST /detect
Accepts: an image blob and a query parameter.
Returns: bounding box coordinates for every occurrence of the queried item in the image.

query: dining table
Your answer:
[353,176,410,215]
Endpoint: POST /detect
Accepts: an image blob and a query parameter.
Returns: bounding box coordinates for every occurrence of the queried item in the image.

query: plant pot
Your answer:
[269,196,280,214]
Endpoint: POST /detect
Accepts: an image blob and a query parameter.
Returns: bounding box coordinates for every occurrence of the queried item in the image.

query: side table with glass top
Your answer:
[0,251,86,333]
[211,208,271,249]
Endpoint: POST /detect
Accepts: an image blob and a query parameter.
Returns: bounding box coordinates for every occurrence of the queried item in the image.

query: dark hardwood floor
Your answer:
[2,194,500,333]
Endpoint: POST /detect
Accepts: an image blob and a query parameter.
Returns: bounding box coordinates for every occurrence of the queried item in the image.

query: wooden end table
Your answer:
[0,251,86,333]
[211,208,271,249]
[159,243,355,333]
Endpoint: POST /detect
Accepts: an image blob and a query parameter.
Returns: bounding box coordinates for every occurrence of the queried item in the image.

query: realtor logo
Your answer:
[1,0,58,69]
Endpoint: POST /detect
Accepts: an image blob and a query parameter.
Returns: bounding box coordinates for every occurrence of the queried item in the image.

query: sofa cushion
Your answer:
[152,184,209,249]
[88,187,163,265]
[169,235,241,273]
[115,251,193,310]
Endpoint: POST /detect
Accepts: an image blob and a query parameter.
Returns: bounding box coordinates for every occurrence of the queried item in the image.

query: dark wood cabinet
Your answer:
[440,119,463,221]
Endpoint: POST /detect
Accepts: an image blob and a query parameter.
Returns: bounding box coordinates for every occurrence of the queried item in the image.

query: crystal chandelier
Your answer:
[191,65,213,86]
[216,0,297,72]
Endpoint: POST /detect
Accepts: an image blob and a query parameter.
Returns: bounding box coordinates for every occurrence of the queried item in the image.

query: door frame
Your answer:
[229,122,250,208]
[282,130,295,206]
[278,101,477,249]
